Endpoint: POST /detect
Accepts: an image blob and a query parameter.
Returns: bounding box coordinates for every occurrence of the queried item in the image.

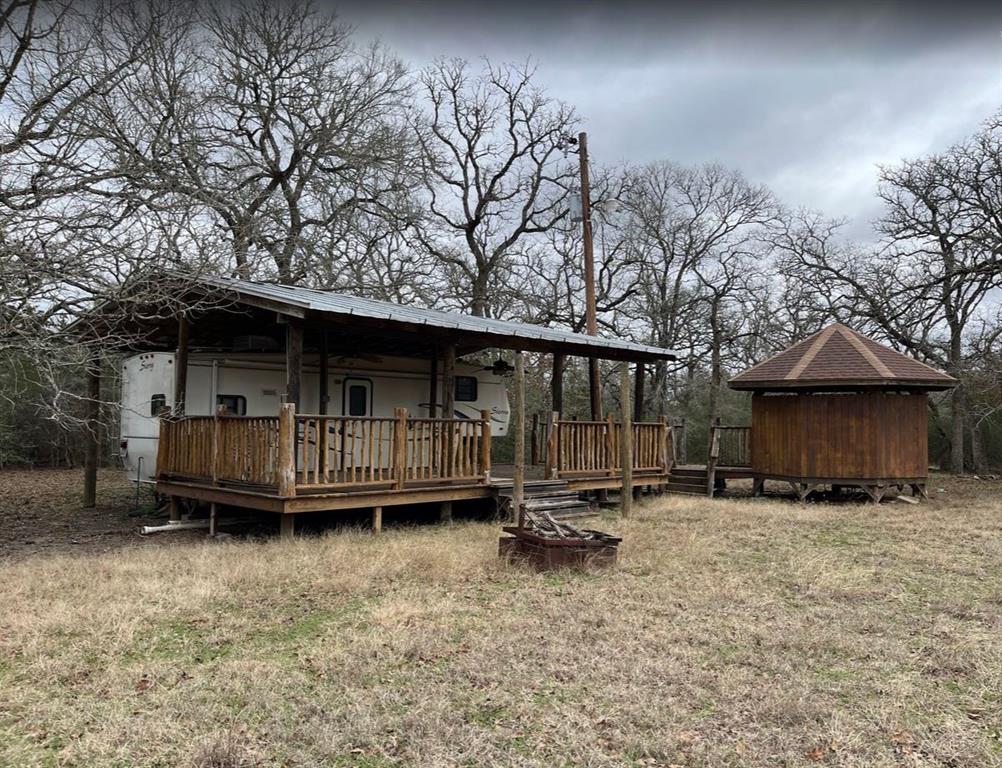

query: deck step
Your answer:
[525,499,591,512]
[496,489,577,501]
[666,464,710,495]
[670,467,709,479]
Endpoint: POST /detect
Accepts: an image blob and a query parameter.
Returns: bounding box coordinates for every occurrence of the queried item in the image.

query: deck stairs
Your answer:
[492,478,597,522]
[666,465,710,496]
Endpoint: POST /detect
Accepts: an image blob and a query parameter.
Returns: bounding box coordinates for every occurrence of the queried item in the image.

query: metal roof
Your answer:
[190,274,676,361]
[729,323,956,391]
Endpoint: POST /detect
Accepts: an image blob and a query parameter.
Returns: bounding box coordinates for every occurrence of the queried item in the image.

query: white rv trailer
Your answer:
[120,351,510,479]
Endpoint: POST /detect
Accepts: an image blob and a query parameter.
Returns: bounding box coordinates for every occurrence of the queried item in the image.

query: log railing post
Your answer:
[706,425,720,498]
[393,408,408,490]
[277,403,297,498]
[605,414,616,476]
[545,411,559,480]
[479,409,492,482]
[660,416,671,473]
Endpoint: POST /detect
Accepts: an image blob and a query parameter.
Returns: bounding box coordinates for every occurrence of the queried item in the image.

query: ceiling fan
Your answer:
[480,358,515,376]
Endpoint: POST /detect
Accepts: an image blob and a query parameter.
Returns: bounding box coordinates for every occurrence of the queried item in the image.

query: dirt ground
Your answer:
[0,468,1000,767]
[0,469,208,561]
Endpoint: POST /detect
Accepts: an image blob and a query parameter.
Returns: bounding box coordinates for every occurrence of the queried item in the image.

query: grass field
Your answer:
[0,470,1000,767]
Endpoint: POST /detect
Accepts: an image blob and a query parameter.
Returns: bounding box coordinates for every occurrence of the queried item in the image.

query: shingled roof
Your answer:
[728,324,957,391]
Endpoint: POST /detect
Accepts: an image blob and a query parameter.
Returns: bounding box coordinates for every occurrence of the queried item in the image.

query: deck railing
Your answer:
[711,425,752,468]
[295,410,491,490]
[545,416,671,480]
[157,413,281,487]
[156,405,491,495]
[706,424,752,497]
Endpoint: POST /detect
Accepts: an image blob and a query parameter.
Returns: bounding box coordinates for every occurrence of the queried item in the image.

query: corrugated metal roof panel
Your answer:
[196,274,675,359]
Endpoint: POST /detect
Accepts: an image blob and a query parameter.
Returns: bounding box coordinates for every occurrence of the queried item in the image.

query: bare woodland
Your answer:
[1,0,1000,472]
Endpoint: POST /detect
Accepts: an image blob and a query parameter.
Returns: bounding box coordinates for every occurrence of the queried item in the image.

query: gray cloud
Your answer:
[331,0,1002,239]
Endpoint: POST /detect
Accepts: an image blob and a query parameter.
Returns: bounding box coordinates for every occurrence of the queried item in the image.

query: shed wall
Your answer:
[751,392,928,481]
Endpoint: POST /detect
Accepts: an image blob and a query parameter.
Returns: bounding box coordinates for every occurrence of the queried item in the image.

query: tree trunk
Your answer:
[950,384,965,474]
[970,420,988,475]
[470,271,490,317]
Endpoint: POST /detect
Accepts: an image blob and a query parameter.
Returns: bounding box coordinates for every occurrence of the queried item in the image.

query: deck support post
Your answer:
[82,355,101,508]
[551,353,564,415]
[439,501,452,524]
[208,502,217,536]
[174,314,189,415]
[512,351,526,522]
[372,506,382,534]
[318,329,329,415]
[285,320,303,409]
[277,403,297,498]
[752,477,765,497]
[620,363,633,518]
[168,495,182,522]
[280,514,295,539]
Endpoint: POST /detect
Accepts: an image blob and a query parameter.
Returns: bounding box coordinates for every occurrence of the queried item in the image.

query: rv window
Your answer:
[216,394,247,415]
[455,376,478,402]
[347,384,368,416]
[150,394,167,415]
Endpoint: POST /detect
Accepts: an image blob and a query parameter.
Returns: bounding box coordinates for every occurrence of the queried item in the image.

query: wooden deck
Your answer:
[155,408,673,524]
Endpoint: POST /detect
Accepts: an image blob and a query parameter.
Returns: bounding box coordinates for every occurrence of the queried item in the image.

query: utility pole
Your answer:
[577,131,602,420]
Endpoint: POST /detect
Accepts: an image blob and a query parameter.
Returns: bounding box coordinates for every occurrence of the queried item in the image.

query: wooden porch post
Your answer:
[174,314,189,415]
[285,321,303,409]
[318,329,329,415]
[442,344,456,478]
[277,403,297,498]
[82,356,101,508]
[633,363,645,422]
[512,351,525,520]
[428,352,439,417]
[620,363,633,518]
[372,506,382,535]
[551,353,564,415]
[442,344,456,419]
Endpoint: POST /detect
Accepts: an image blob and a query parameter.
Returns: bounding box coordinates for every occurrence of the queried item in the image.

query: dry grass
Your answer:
[0,472,1000,767]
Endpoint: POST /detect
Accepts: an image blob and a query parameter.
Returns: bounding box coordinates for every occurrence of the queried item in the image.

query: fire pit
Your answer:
[498,505,621,571]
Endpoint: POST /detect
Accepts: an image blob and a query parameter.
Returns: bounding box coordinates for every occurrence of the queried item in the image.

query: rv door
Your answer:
[342,378,372,417]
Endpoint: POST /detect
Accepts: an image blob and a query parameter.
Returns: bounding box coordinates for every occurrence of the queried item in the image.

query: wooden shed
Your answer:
[728,324,956,501]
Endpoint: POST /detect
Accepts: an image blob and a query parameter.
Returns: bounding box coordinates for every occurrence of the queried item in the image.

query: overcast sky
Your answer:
[332,0,1002,240]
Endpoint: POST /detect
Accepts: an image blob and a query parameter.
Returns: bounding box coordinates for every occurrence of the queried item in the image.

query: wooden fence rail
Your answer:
[546,417,670,480]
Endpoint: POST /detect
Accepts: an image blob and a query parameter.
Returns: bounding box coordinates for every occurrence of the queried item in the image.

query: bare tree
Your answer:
[620,162,777,418]
[87,0,415,284]
[415,58,578,317]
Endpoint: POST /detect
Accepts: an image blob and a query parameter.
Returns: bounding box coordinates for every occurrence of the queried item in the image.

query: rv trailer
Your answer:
[120,351,510,479]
